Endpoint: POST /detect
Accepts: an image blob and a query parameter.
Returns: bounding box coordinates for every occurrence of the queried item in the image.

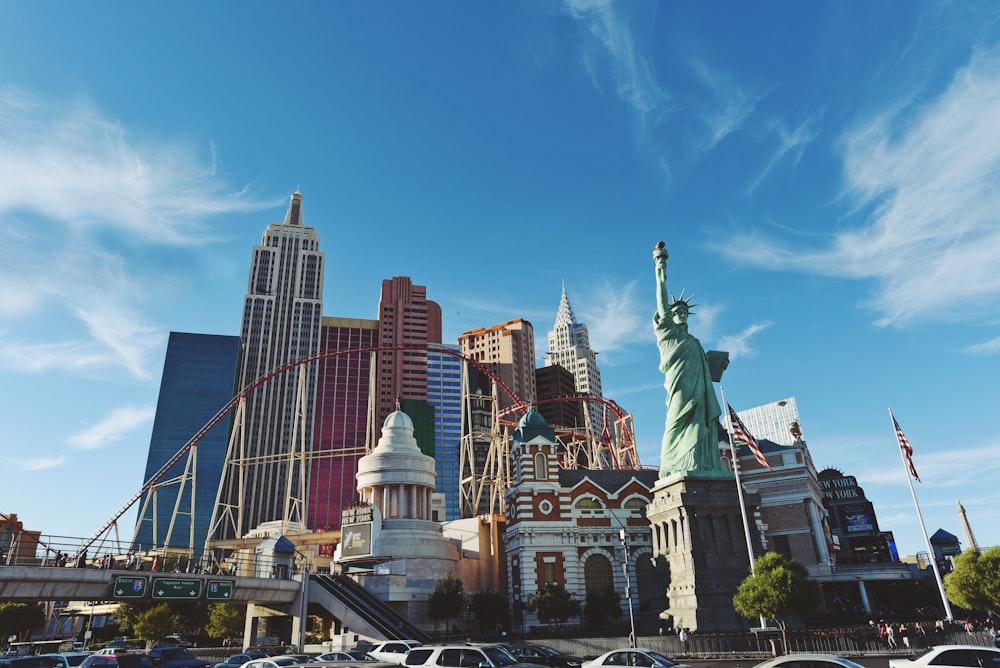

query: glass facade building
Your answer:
[309,317,378,531]
[426,347,462,520]
[133,332,240,554]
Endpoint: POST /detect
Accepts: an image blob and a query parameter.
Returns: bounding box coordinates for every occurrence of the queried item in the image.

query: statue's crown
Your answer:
[669,289,697,311]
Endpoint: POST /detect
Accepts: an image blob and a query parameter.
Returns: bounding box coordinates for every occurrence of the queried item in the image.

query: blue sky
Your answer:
[1,1,998,559]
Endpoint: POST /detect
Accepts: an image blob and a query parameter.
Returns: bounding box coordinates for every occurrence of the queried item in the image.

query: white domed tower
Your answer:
[348,406,459,622]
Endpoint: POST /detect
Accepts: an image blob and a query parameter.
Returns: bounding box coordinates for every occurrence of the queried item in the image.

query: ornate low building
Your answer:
[503,409,664,635]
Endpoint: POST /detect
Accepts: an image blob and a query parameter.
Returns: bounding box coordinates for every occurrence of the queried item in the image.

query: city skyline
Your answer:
[1,2,999,558]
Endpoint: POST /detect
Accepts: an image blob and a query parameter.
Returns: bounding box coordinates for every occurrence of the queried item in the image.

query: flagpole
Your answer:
[889,408,954,621]
[720,386,766,629]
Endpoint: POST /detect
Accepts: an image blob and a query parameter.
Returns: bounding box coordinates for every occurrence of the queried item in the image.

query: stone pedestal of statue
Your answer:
[646,473,760,633]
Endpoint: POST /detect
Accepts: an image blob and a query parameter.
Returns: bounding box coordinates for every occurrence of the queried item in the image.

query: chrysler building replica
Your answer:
[542,284,605,440]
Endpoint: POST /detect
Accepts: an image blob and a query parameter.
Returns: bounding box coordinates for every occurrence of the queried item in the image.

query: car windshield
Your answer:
[536,648,560,658]
[160,651,194,662]
[483,648,518,667]
[117,658,155,668]
[645,653,676,667]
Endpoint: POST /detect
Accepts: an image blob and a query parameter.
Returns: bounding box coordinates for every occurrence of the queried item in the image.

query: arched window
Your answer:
[623,497,647,516]
[574,497,603,516]
[534,452,547,480]
[584,552,614,597]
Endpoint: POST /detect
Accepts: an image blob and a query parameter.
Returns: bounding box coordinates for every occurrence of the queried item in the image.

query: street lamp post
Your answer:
[619,529,637,647]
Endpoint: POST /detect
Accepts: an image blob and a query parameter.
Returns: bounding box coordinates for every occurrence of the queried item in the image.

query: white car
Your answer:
[752,655,869,668]
[888,645,1000,668]
[367,643,422,665]
[581,649,693,668]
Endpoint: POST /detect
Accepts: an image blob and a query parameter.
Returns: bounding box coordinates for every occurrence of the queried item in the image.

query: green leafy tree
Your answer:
[525,583,581,633]
[133,603,176,648]
[0,602,45,642]
[733,552,820,654]
[584,587,622,626]
[945,547,1000,614]
[427,572,465,633]
[205,603,246,641]
[114,601,155,636]
[470,591,508,638]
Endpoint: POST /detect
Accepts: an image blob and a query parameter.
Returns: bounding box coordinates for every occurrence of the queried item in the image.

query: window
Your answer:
[534,452,547,479]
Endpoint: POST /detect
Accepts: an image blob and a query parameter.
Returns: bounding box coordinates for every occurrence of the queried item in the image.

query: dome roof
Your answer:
[383,410,414,431]
[514,406,555,444]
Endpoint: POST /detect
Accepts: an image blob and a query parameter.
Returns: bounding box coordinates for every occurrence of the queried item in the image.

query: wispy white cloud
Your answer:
[67,405,155,450]
[849,443,1000,489]
[0,89,278,379]
[578,279,646,357]
[965,336,1000,355]
[8,455,68,472]
[715,49,1000,329]
[747,112,824,196]
[689,58,766,154]
[716,321,772,359]
[0,89,277,243]
[559,0,670,120]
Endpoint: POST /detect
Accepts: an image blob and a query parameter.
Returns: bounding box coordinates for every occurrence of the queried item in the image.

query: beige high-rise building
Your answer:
[458,318,537,410]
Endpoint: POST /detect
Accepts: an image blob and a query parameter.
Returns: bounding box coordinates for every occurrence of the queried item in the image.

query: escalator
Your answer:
[311,573,431,643]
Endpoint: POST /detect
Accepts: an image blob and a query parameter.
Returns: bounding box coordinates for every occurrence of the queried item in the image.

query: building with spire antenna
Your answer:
[542,283,604,440]
[216,191,325,540]
[957,499,979,552]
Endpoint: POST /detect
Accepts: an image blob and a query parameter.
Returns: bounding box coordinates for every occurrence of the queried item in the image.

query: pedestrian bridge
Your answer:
[0,565,300,604]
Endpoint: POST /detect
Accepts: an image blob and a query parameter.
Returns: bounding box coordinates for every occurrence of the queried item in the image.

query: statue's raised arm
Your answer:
[653,241,671,321]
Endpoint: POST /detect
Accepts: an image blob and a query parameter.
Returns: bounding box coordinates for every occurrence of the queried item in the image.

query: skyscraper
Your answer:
[459,318,537,411]
[427,345,463,520]
[375,277,442,428]
[308,316,378,531]
[543,285,603,437]
[134,332,240,553]
[216,191,324,539]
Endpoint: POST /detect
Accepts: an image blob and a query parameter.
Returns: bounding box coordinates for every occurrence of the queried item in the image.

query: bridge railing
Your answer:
[1,534,310,580]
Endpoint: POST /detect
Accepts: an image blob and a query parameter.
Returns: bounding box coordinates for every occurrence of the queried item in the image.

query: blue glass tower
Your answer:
[426,346,463,520]
[133,332,240,554]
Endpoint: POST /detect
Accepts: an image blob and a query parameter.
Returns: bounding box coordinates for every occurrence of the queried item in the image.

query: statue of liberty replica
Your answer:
[645,240,757,633]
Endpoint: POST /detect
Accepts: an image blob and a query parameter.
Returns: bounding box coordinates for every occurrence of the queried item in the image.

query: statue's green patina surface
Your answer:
[653,241,730,479]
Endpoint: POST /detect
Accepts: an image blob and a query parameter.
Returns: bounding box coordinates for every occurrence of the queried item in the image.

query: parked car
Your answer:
[581,649,693,668]
[39,654,91,668]
[240,659,304,668]
[309,659,396,668]
[506,645,582,668]
[244,649,298,660]
[314,654,374,663]
[752,655,869,668]
[403,644,538,668]
[367,644,422,666]
[0,657,65,668]
[213,655,252,668]
[94,651,129,658]
[146,647,210,668]
[888,645,1000,668]
[79,654,156,668]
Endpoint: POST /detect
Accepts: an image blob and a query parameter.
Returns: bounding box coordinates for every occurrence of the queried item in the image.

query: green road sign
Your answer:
[151,578,202,599]
[113,576,148,599]
[205,580,234,600]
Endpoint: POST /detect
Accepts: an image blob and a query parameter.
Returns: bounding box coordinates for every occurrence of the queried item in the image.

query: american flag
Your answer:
[891,411,920,482]
[727,403,772,470]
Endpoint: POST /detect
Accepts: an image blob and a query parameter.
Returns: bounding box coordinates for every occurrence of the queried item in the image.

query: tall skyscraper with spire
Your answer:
[543,284,604,439]
[216,191,325,539]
